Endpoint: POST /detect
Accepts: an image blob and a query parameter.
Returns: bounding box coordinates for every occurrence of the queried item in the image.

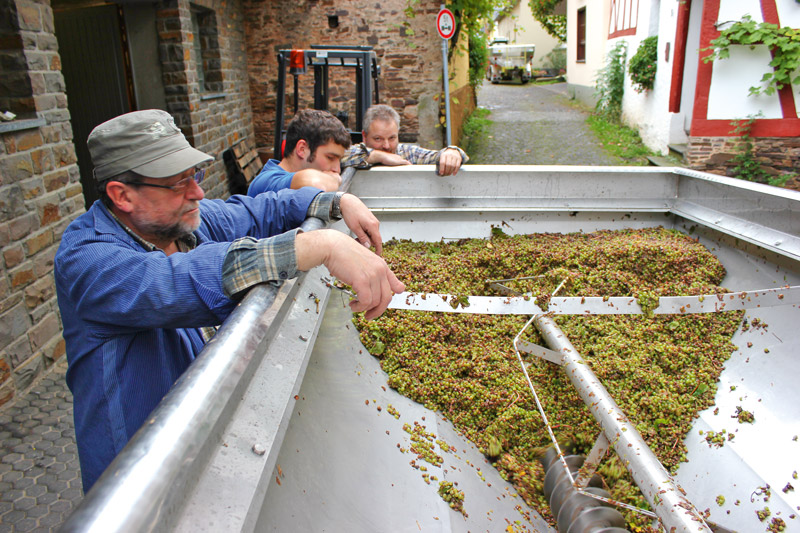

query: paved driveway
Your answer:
[467,80,621,166]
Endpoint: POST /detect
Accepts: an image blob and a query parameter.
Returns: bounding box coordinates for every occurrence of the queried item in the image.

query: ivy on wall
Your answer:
[528,0,566,42]
[703,15,800,96]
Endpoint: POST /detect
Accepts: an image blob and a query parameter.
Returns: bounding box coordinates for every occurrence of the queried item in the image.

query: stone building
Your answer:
[242,0,473,158]
[0,0,256,406]
[1,0,473,405]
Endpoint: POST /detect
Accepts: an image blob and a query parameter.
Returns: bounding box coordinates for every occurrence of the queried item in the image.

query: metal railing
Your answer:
[60,216,332,532]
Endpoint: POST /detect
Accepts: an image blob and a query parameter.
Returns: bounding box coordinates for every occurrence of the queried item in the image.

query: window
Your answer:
[608,0,639,38]
[577,7,586,62]
[190,5,222,92]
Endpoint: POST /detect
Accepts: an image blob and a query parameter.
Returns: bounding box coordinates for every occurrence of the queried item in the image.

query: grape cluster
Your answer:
[354,227,743,529]
[437,480,467,516]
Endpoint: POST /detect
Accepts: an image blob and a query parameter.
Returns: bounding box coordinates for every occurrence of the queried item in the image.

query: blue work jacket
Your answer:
[54,188,319,491]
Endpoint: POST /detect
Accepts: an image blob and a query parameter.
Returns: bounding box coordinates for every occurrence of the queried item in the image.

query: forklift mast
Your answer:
[273,45,380,159]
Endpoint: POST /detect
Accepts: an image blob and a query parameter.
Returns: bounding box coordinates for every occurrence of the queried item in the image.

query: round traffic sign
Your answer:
[437,8,456,40]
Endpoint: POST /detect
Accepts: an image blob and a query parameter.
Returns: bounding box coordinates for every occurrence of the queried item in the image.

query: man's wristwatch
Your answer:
[330,191,344,219]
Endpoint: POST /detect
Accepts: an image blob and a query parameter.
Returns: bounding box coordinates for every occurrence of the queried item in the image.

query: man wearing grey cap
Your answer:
[54,110,404,492]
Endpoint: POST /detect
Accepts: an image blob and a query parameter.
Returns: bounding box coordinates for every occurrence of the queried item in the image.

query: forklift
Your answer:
[273,45,381,159]
[224,45,380,194]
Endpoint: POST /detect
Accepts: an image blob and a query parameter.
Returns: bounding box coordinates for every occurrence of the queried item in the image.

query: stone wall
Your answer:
[1,0,80,406]
[242,0,463,155]
[156,0,255,199]
[687,136,800,185]
[0,0,257,405]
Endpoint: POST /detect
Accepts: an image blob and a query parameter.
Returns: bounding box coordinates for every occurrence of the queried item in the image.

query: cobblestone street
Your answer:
[467,80,621,166]
[0,360,81,532]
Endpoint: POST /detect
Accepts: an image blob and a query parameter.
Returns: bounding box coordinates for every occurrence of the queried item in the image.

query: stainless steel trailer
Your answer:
[62,166,800,533]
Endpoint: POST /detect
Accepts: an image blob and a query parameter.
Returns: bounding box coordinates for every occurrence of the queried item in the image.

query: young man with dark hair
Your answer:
[248,109,351,195]
[341,104,469,175]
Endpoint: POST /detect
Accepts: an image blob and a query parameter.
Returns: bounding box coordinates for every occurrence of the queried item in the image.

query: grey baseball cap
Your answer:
[87,109,213,181]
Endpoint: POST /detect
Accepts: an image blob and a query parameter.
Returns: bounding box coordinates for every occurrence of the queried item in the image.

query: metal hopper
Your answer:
[61,166,800,533]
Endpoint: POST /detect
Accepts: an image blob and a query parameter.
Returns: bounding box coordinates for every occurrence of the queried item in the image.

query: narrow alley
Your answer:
[467,81,620,166]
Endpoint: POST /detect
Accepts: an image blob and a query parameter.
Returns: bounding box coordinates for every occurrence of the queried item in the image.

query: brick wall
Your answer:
[0,0,257,405]
[156,0,256,200]
[242,0,458,155]
[1,0,80,406]
[687,136,800,185]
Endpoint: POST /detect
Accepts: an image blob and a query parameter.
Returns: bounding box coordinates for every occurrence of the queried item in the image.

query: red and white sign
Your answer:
[437,8,456,40]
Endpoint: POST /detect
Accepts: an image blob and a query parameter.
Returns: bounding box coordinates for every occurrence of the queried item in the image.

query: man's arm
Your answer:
[341,143,411,169]
[340,143,372,169]
[222,192,403,320]
[397,144,469,175]
[290,168,341,192]
[295,229,403,320]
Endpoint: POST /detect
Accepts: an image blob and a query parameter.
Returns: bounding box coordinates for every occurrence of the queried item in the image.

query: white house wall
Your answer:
[704,0,794,123]
[707,45,783,120]
[619,0,677,155]
[678,0,703,136]
[565,0,611,96]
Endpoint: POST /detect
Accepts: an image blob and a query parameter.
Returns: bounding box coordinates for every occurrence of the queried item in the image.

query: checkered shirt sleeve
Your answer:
[341,143,372,169]
[221,192,336,298]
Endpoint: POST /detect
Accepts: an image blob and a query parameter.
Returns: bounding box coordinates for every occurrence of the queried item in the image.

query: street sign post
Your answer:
[437,6,455,146]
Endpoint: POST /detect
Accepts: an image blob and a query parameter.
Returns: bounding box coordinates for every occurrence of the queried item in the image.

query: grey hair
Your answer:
[363,104,400,134]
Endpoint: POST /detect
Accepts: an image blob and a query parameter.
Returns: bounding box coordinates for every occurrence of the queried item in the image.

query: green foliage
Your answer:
[542,46,566,71]
[594,42,627,122]
[529,0,566,42]
[468,32,490,90]
[729,117,772,183]
[462,107,491,139]
[704,15,800,96]
[446,0,515,54]
[628,36,658,93]
[587,113,655,165]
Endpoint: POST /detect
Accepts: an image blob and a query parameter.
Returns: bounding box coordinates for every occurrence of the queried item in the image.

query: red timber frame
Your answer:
[691,0,799,137]
[608,0,638,38]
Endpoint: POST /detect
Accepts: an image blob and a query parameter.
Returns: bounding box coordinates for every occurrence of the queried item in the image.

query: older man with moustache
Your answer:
[341,104,469,175]
[54,109,403,491]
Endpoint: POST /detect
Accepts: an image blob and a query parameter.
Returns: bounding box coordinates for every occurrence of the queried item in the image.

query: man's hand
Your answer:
[437,148,463,176]
[296,230,405,320]
[339,193,384,255]
[366,149,412,167]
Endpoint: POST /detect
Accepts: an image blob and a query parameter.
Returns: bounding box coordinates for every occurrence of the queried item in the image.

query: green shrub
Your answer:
[469,32,490,90]
[462,107,491,139]
[595,42,627,122]
[542,47,566,72]
[629,36,658,93]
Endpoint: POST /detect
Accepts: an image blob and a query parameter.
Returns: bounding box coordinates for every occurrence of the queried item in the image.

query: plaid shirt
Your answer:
[341,142,468,169]
[221,192,335,297]
[106,192,337,339]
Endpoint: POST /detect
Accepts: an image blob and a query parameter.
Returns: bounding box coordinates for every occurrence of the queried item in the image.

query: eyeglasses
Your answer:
[131,168,205,194]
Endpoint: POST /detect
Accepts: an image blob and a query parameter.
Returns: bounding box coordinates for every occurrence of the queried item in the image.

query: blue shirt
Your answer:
[248,159,294,195]
[54,189,322,491]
